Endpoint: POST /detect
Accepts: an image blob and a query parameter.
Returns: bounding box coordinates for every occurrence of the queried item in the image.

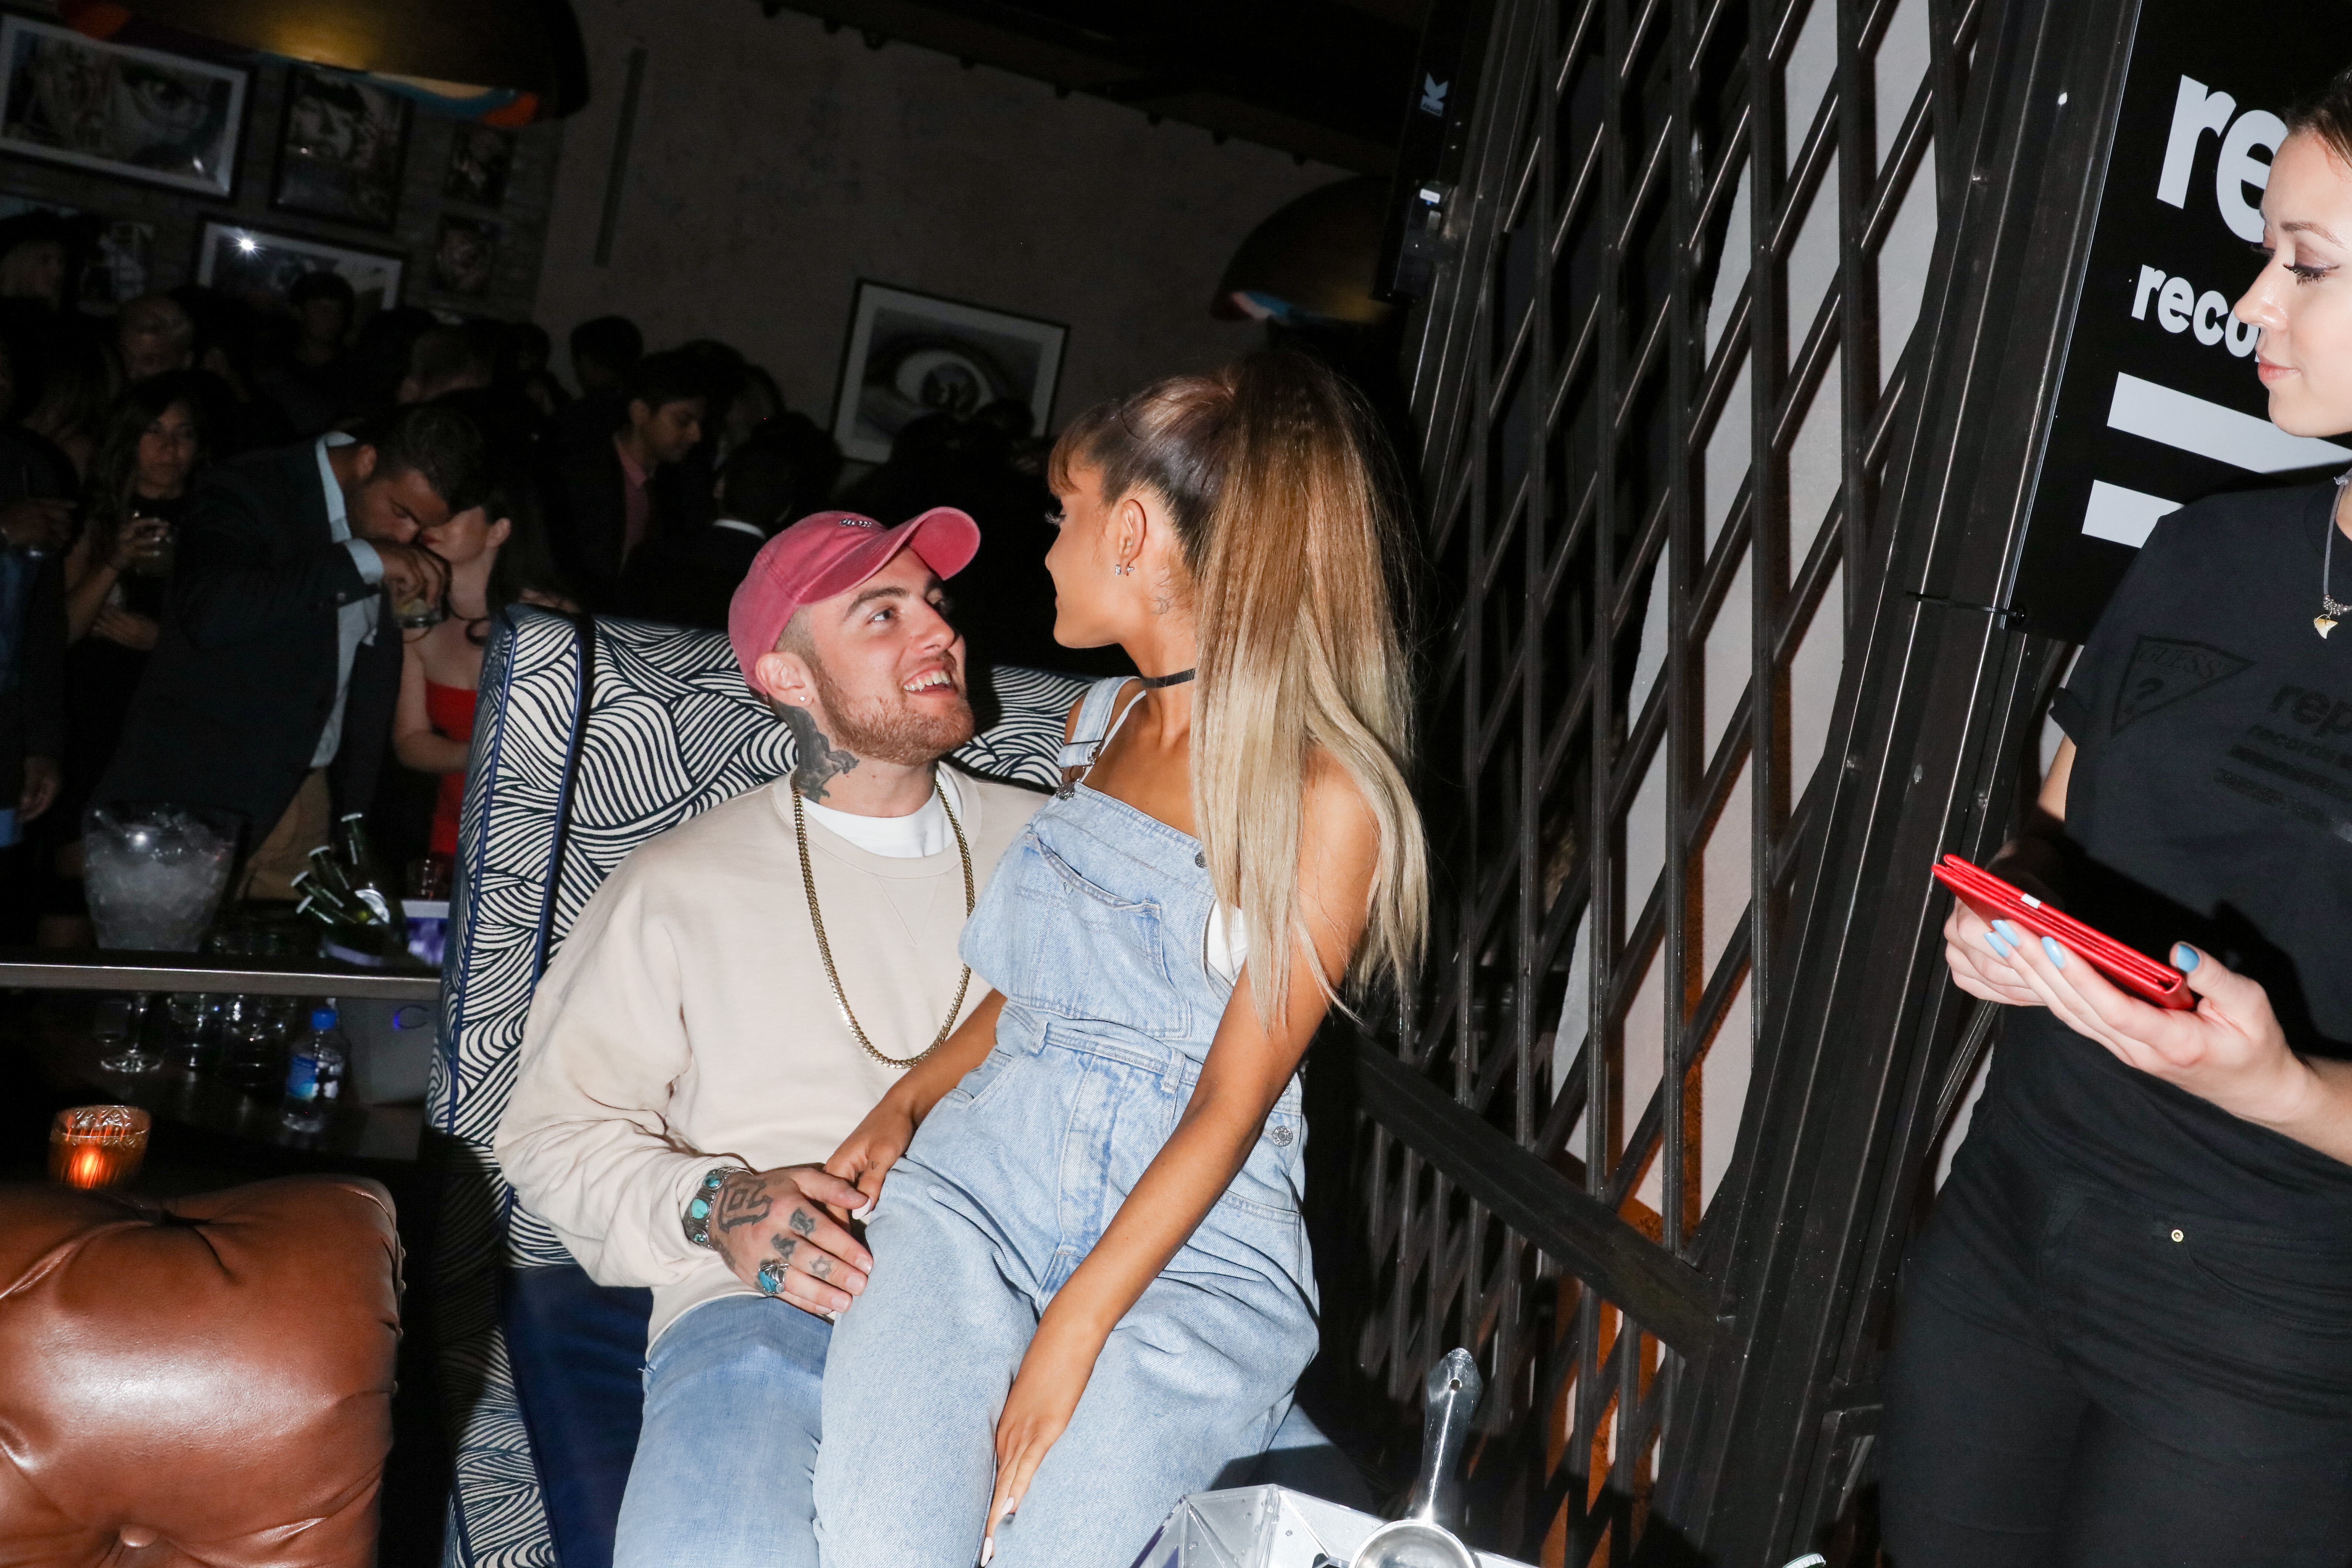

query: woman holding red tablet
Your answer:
[1879,78,2352,1568]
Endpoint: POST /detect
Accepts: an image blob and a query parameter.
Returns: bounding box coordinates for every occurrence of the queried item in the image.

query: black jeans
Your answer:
[1880,1122,2352,1568]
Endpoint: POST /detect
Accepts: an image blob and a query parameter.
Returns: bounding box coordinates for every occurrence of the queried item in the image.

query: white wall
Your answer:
[533,2,1339,425]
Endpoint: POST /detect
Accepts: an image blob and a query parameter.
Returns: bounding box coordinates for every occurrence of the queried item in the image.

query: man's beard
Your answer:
[809,657,975,767]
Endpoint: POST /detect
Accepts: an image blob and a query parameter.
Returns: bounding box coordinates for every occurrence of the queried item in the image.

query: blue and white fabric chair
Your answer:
[425,607,1086,1568]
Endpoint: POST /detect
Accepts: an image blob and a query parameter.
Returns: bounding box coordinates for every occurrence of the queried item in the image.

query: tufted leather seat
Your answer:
[0,1176,403,1568]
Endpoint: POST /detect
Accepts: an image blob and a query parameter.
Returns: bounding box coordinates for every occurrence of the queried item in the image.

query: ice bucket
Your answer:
[83,802,239,951]
[1134,1486,1536,1568]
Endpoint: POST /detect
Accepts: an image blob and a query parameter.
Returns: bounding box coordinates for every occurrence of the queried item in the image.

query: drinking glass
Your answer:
[213,993,288,1096]
[125,514,174,578]
[165,991,219,1075]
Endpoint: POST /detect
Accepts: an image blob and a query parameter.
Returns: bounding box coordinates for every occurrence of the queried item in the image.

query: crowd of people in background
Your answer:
[0,210,1113,945]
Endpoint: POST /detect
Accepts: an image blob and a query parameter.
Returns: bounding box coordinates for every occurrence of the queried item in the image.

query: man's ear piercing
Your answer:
[1113,563,1132,576]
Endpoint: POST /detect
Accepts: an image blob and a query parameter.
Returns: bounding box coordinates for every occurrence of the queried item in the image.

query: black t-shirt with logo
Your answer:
[1982,480,2352,1230]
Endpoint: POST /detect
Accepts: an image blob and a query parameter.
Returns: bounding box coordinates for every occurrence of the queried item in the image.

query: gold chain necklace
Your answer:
[792,779,974,1069]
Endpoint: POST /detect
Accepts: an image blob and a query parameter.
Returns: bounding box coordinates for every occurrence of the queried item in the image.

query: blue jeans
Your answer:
[812,1023,1321,1568]
[611,1295,830,1568]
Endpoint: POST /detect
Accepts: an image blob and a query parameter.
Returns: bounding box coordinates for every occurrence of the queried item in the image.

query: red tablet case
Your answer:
[1932,854,2196,1010]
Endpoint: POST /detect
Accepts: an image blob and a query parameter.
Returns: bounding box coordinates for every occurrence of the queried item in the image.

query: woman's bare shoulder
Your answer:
[1300,747,1380,850]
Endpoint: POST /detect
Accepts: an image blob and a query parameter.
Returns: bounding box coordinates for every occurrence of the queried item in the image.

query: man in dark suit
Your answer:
[542,349,707,606]
[101,402,485,897]
[615,414,841,630]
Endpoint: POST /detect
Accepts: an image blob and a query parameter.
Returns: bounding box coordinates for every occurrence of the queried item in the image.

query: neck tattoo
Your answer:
[778,704,858,801]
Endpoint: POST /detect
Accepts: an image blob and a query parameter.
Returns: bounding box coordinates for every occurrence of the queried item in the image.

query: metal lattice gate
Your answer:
[1319,0,2144,1560]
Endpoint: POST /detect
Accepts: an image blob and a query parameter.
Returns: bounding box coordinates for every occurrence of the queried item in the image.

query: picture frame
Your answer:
[442,123,514,209]
[0,14,247,199]
[830,281,1068,465]
[193,221,401,317]
[430,214,498,298]
[270,63,410,231]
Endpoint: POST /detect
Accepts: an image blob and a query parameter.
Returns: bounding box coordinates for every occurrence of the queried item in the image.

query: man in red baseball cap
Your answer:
[499,503,1043,1568]
[726,506,980,796]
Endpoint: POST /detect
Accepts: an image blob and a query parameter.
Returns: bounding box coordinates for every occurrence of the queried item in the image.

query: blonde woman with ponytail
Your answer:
[813,353,1426,1568]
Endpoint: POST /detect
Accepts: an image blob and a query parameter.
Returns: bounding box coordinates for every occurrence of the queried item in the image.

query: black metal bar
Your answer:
[0,948,439,1002]
[1344,1032,1722,1356]
[594,46,648,266]
[1658,0,2139,1556]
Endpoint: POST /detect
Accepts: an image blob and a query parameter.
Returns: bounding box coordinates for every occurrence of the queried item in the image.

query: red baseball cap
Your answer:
[727,507,981,690]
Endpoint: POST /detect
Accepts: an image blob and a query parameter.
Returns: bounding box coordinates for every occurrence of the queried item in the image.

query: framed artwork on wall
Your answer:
[431,215,497,297]
[270,63,410,231]
[442,124,513,209]
[194,220,401,316]
[0,14,247,199]
[830,281,1068,465]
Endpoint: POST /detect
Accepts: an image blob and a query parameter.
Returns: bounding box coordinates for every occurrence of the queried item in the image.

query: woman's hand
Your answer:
[1943,897,2045,1009]
[91,605,157,651]
[18,755,57,822]
[824,1093,916,1213]
[1993,927,2350,1148]
[107,518,168,574]
[981,1317,1104,1564]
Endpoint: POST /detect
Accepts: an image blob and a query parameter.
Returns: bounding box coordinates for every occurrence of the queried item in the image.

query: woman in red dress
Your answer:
[393,469,566,873]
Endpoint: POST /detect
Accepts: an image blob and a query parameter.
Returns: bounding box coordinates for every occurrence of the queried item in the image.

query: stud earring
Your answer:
[1113,563,1132,576]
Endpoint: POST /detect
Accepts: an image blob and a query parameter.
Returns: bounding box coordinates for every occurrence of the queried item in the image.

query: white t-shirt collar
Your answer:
[798,769,962,858]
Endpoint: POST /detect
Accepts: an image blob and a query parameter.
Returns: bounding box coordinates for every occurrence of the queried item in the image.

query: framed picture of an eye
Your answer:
[0,14,248,199]
[830,281,1067,465]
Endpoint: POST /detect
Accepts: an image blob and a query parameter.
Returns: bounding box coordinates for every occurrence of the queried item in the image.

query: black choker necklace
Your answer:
[1137,668,1196,689]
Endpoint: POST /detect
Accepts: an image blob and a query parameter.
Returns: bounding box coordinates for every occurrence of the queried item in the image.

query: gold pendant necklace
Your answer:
[792,779,975,1069]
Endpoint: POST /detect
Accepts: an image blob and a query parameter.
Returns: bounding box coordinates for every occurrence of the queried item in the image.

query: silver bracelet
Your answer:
[681,1165,743,1249]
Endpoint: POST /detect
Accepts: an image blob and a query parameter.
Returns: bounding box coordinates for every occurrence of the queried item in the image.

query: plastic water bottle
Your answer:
[280,1005,350,1132]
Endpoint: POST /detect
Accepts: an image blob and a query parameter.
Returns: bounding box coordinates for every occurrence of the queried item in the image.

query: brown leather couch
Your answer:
[0,1176,403,1567]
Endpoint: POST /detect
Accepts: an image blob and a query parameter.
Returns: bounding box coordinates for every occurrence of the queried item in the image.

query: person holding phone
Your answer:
[1879,77,2352,1568]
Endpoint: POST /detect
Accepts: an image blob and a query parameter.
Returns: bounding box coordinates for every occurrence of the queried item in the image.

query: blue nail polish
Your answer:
[2041,935,2068,968]
[2171,943,2200,971]
[1993,919,2024,945]
[1983,932,2011,958]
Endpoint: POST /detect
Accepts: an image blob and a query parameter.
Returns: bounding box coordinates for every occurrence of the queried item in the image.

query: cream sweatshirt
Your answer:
[494,768,1043,1348]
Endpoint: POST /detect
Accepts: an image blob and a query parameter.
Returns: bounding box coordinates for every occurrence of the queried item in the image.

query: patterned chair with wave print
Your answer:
[427,605,1085,1568]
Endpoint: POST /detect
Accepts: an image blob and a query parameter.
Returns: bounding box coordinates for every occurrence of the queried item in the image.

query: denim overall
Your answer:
[814,677,1319,1568]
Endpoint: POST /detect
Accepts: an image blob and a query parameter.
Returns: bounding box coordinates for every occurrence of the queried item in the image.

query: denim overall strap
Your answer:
[1053,676,1150,795]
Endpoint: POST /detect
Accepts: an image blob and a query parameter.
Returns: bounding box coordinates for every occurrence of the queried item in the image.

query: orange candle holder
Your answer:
[49,1105,151,1190]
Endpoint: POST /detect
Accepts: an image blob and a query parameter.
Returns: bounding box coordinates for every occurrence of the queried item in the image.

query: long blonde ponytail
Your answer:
[1051,352,1427,1026]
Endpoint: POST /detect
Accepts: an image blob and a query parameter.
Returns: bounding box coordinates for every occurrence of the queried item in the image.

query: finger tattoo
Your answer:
[773,1237,799,1268]
[809,1254,833,1280]
[788,1208,817,1238]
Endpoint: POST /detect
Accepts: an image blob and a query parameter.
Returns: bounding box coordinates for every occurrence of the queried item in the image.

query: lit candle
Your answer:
[49,1106,151,1190]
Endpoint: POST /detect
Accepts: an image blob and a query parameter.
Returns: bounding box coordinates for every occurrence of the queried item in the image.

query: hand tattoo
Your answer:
[788,1207,817,1238]
[809,1254,833,1281]
[714,1175,772,1232]
[779,704,858,801]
